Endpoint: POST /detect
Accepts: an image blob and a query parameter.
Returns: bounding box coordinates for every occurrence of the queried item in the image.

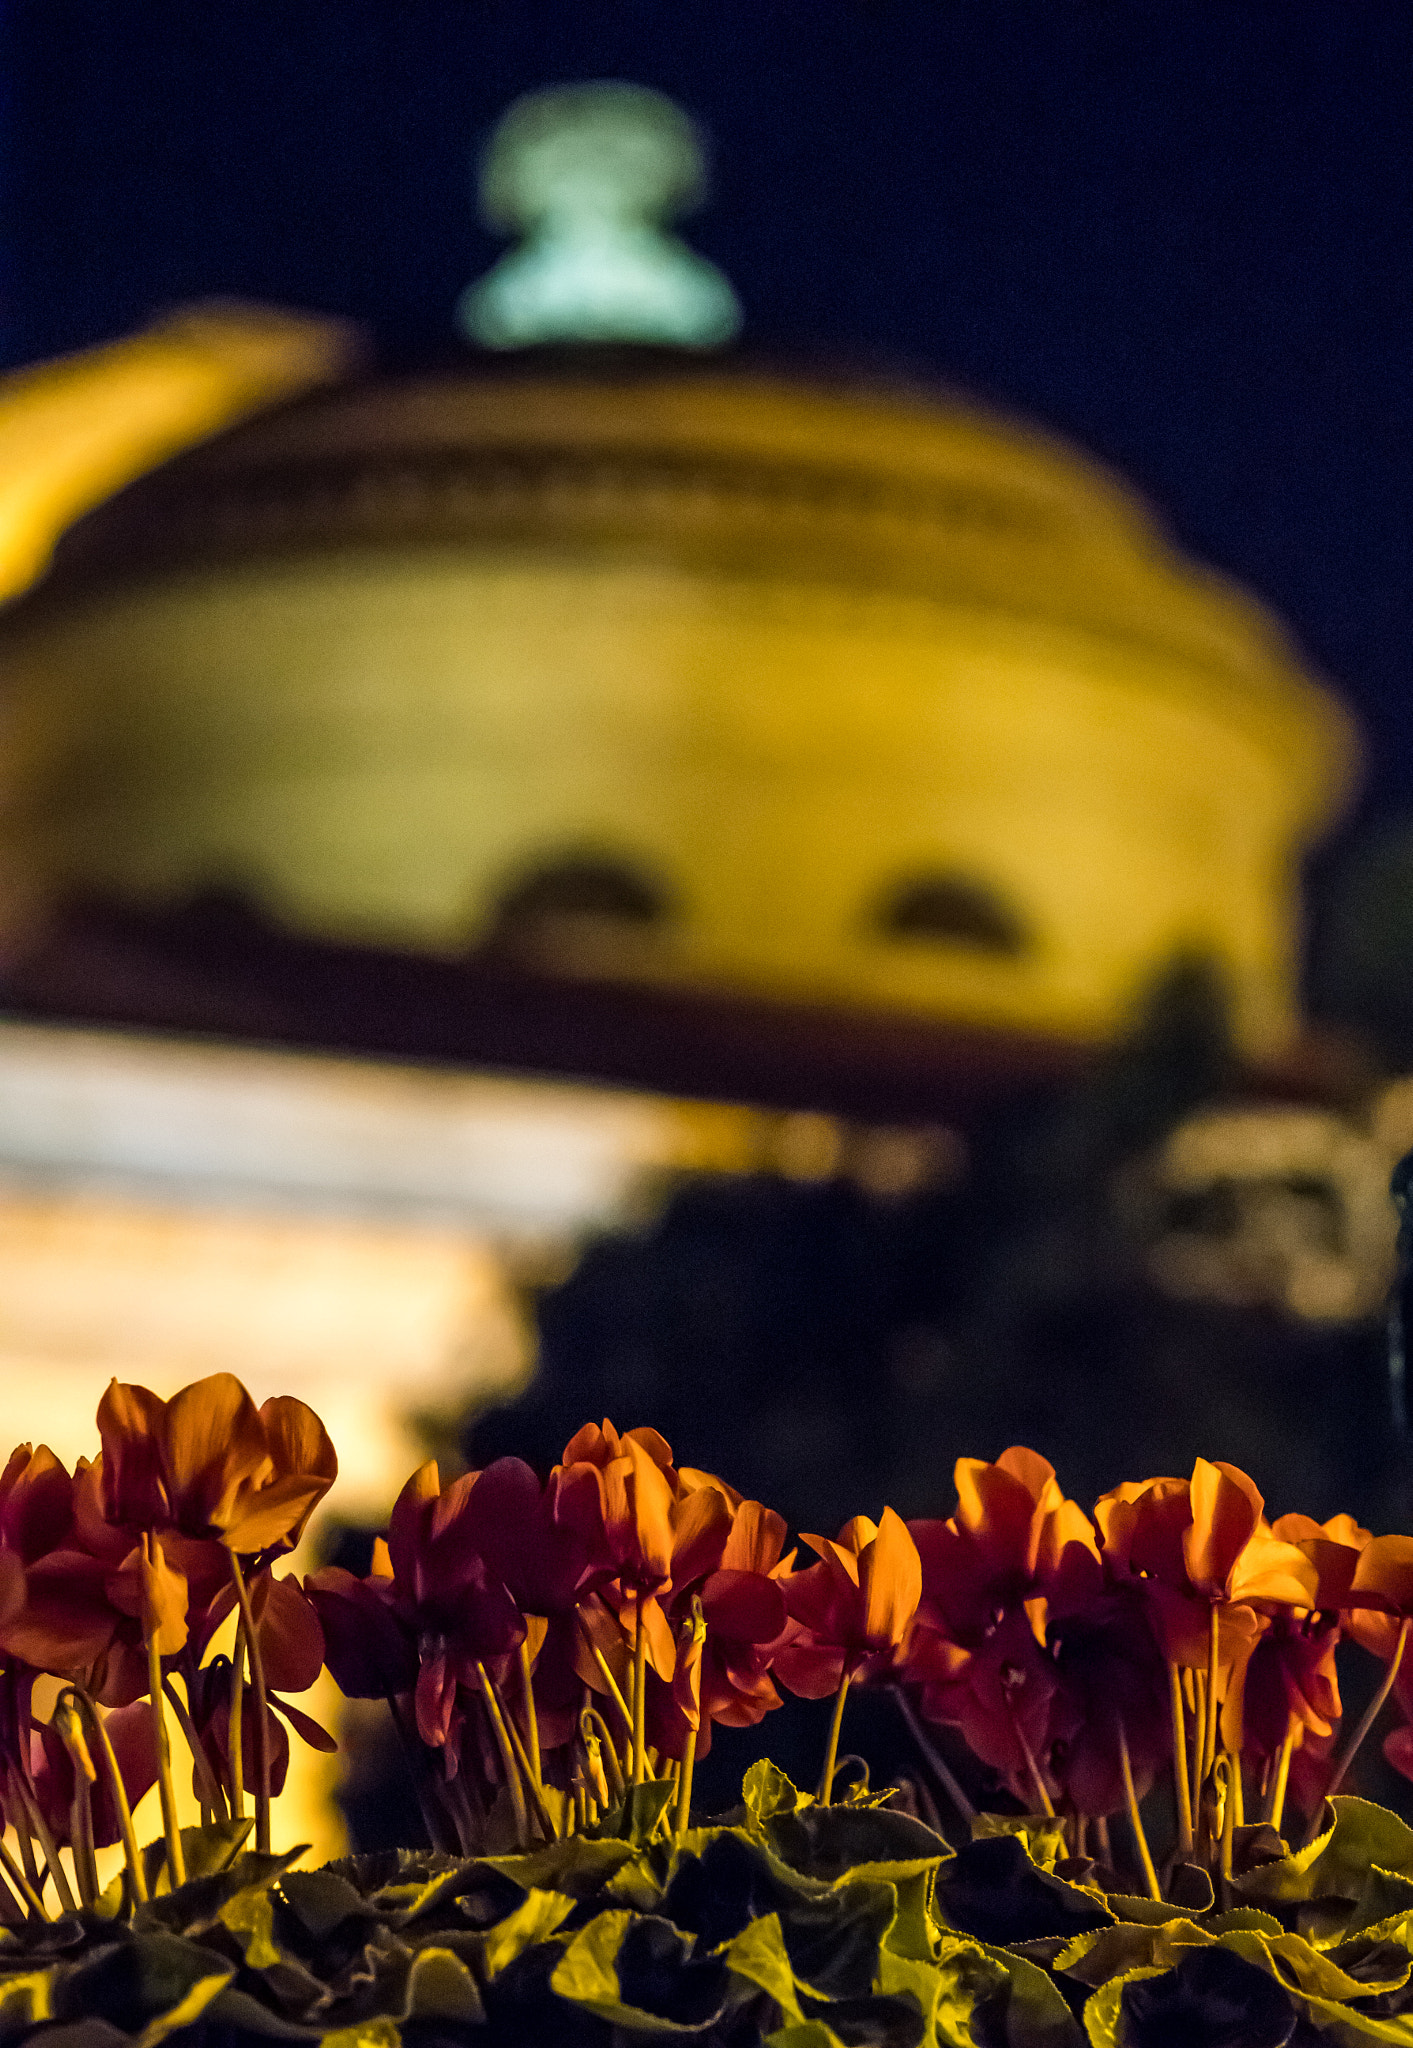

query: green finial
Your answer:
[458,82,742,351]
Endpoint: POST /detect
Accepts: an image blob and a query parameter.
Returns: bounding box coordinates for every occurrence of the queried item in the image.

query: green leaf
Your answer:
[936,1836,1112,1947]
[400,1945,484,2021]
[9,2025,128,2048]
[971,1940,1084,2048]
[552,1907,728,2033]
[217,1884,281,1969]
[781,1879,897,2002]
[60,1933,235,2043]
[1101,1892,1204,1926]
[883,1870,940,1963]
[482,1833,636,1897]
[197,1986,323,2040]
[1053,1919,1212,1987]
[931,1933,1010,2048]
[1239,1797,1413,1909]
[320,2020,401,2048]
[141,1818,254,1894]
[621,1779,677,1846]
[1081,1967,1167,2048]
[0,1967,54,2042]
[1344,1865,1413,1940]
[277,1869,379,1941]
[607,1850,670,1913]
[723,1911,803,2023]
[744,1762,810,1828]
[972,1813,1070,1873]
[766,1804,949,1884]
[1206,1906,1286,1935]
[469,1886,575,1979]
[1221,1925,1411,2003]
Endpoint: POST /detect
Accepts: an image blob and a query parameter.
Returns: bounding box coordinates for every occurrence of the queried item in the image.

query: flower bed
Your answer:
[2,1378,1413,2043]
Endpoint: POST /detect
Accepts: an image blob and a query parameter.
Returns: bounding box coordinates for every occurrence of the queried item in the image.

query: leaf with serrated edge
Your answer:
[132,1961,235,2048]
[1055,1920,1211,1988]
[320,2021,401,2048]
[400,1946,484,2022]
[722,1913,801,2023]
[218,1886,280,1970]
[1082,1967,1167,2048]
[474,1887,575,1979]
[0,1970,53,2035]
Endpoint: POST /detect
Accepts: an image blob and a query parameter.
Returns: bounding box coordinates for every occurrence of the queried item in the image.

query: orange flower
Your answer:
[1341,1533,1413,1661]
[774,1508,921,1698]
[1270,1512,1370,1612]
[554,1422,735,1689]
[0,1446,120,1676]
[382,1461,527,1752]
[647,1498,796,1759]
[1097,1461,1315,1676]
[96,1374,337,1555]
[902,1450,1108,1812]
[911,1447,1103,1647]
[1238,1613,1342,1773]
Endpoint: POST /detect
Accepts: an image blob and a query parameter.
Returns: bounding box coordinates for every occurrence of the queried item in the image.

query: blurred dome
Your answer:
[0,349,1355,1061]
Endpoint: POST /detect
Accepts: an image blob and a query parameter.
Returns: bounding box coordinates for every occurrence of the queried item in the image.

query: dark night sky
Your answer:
[5,1,1410,833]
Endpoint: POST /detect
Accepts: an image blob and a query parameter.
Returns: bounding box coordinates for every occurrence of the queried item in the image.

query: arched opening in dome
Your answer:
[479,851,675,969]
[870,871,1031,955]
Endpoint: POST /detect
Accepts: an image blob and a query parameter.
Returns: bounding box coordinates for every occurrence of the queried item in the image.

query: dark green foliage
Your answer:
[11,1779,1413,2044]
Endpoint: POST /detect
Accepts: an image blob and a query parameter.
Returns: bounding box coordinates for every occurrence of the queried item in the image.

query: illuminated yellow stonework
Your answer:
[0,367,1356,1053]
[0,302,353,603]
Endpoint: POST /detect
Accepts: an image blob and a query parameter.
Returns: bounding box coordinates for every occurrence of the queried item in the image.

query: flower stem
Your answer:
[478,1661,530,1846]
[894,1688,977,1826]
[385,1692,458,1857]
[675,1727,698,1840]
[163,1677,227,1819]
[227,1553,272,1854]
[69,1776,97,1909]
[0,1836,44,1921]
[11,1796,41,1898]
[11,1767,77,1914]
[1168,1661,1194,1855]
[819,1669,853,1805]
[1190,1669,1206,1849]
[146,1614,186,1890]
[1006,1700,1055,1819]
[631,1596,649,1792]
[517,1638,543,1791]
[1305,1612,1411,1846]
[72,1685,148,1906]
[1117,1720,1161,1902]
[229,1625,246,1820]
[581,1707,624,1804]
[1218,1753,1238,1895]
[1267,1712,1297,1837]
[487,1669,556,1840]
[577,1613,634,1757]
[1203,1605,1221,1784]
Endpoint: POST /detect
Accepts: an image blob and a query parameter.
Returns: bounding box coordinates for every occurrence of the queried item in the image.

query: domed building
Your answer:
[0,84,1356,1115]
[0,113,1357,1113]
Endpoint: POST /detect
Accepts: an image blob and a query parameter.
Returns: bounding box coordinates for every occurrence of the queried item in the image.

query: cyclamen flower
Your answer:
[0,1446,120,1678]
[381,1461,526,1753]
[774,1508,921,1698]
[903,1449,1113,1812]
[646,1497,796,1760]
[97,1374,337,1555]
[1095,1460,1318,1755]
